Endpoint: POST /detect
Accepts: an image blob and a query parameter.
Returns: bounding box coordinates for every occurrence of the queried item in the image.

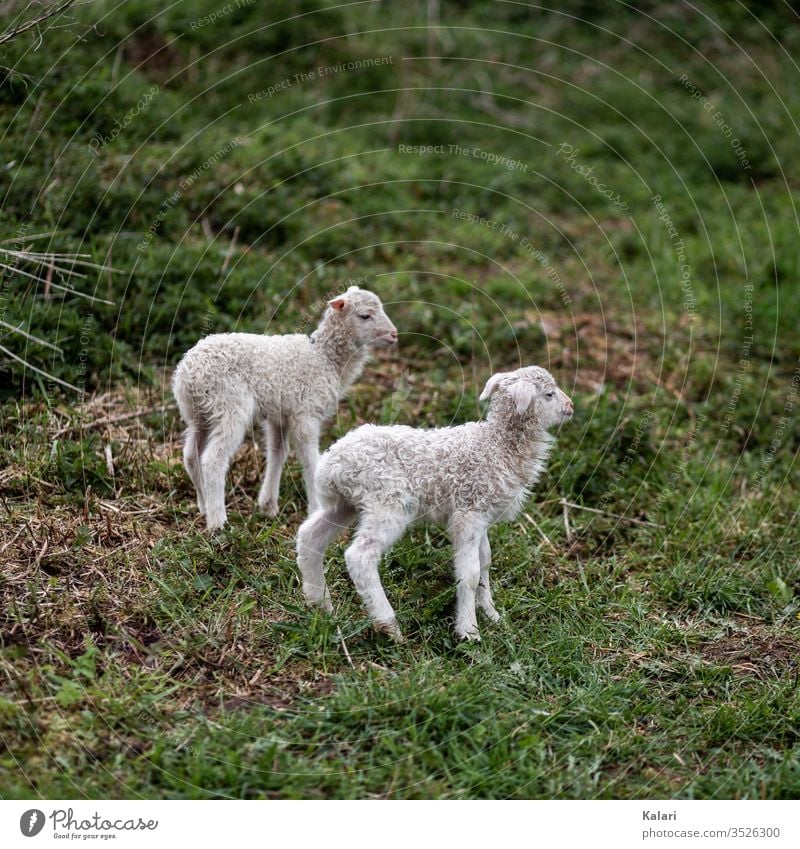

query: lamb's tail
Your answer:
[172,362,210,511]
[313,450,351,513]
[171,360,194,426]
[172,360,210,459]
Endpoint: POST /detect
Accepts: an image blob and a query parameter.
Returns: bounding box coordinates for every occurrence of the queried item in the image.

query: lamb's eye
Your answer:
[358,313,372,321]
[546,391,555,398]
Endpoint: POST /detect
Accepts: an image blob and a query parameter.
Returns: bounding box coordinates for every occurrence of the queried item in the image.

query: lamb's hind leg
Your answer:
[182,425,206,516]
[296,500,357,612]
[200,403,252,531]
[257,420,289,516]
[290,415,321,512]
[344,514,408,640]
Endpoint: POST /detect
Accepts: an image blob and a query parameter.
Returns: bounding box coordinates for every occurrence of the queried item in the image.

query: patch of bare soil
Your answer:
[696,629,800,680]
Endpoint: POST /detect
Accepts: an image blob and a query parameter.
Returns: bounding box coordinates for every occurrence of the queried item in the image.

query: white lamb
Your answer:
[296,365,574,641]
[172,286,397,530]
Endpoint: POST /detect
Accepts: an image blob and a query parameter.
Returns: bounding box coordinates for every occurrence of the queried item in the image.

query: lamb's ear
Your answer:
[328,295,348,312]
[479,372,509,402]
[508,380,537,414]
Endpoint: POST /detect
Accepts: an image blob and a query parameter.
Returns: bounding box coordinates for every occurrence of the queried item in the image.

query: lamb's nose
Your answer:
[389,329,398,341]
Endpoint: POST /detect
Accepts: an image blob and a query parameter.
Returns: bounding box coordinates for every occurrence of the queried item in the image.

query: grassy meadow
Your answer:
[1,0,800,798]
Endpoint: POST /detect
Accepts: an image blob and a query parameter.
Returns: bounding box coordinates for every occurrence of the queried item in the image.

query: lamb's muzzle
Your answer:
[295,364,574,641]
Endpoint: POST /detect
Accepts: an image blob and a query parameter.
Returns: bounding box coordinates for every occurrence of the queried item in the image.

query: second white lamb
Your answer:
[296,365,574,641]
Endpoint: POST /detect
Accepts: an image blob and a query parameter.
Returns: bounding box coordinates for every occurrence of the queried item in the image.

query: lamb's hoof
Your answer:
[482,607,502,623]
[258,499,279,518]
[304,593,333,614]
[374,619,404,642]
[205,516,226,532]
[456,628,482,642]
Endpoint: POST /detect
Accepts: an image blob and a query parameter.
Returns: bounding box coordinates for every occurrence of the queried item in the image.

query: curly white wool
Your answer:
[172,286,397,530]
[296,365,574,641]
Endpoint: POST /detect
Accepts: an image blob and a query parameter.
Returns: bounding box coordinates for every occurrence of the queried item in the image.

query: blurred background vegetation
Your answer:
[1,0,798,403]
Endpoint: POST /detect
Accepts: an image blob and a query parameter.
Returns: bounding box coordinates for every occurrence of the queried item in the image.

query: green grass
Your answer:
[2,0,800,799]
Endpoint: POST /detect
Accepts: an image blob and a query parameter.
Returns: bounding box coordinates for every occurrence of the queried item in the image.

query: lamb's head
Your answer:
[480,365,573,430]
[327,286,398,349]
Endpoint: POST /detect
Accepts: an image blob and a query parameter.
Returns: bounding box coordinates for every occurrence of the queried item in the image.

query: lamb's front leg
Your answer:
[291,415,321,511]
[477,531,501,622]
[450,518,485,641]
